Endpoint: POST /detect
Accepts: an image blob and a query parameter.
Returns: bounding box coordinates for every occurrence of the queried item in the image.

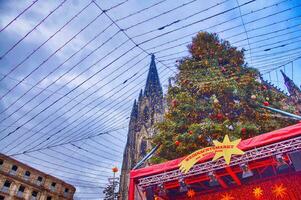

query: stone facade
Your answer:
[119,55,164,200]
[280,70,301,114]
[0,153,75,200]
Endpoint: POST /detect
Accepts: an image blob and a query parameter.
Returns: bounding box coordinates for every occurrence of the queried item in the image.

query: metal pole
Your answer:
[259,104,301,120]
[112,171,115,200]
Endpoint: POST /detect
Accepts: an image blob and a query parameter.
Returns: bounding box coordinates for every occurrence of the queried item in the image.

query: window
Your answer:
[24,171,31,180]
[9,165,18,175]
[64,188,69,197]
[46,196,52,200]
[50,182,56,191]
[17,185,25,197]
[1,180,11,193]
[0,160,3,170]
[31,191,38,200]
[36,176,43,186]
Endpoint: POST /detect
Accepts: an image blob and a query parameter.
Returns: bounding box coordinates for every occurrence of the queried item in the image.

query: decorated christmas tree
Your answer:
[152,32,297,163]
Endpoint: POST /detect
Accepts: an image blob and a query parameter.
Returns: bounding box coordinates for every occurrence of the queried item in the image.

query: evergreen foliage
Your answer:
[151,32,296,163]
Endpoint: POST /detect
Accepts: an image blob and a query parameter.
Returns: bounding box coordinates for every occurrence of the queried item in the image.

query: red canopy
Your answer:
[130,122,301,180]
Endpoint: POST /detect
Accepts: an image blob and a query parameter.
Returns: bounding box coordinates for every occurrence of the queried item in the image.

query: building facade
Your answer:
[280,70,301,114]
[119,55,164,200]
[0,154,75,200]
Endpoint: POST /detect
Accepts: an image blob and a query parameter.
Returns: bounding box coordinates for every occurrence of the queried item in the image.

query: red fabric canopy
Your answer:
[130,123,301,179]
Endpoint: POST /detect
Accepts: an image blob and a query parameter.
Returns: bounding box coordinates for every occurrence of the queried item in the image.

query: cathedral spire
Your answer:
[138,89,143,101]
[280,70,301,96]
[130,99,138,119]
[144,54,162,97]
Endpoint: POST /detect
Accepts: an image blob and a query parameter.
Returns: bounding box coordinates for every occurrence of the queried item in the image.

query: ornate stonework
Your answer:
[119,55,164,200]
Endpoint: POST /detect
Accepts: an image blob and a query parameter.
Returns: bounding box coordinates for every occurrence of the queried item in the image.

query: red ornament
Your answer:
[263,85,267,90]
[175,140,180,146]
[112,167,118,173]
[241,127,247,134]
[171,99,178,107]
[188,130,193,135]
[216,113,223,120]
[263,101,270,106]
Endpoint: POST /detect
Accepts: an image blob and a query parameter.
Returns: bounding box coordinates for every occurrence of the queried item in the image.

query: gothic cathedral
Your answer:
[119,55,164,200]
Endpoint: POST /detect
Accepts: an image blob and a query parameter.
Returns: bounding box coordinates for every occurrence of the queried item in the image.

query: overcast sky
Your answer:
[0,0,301,199]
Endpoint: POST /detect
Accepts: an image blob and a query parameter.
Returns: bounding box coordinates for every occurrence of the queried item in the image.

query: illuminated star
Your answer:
[221,193,235,200]
[187,189,196,198]
[253,187,263,198]
[272,184,287,198]
[212,135,244,164]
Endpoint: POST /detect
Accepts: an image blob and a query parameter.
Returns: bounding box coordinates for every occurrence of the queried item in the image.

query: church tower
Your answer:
[280,70,301,114]
[119,55,164,200]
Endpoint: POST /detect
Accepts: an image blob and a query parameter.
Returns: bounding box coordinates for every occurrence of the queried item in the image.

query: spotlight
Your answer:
[276,154,288,171]
[240,163,253,178]
[208,171,219,186]
[158,183,166,196]
[179,178,188,192]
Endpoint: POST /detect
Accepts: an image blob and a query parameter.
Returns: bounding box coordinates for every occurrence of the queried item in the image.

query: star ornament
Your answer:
[253,187,263,199]
[187,189,196,198]
[212,135,244,164]
[272,184,287,198]
[221,193,235,200]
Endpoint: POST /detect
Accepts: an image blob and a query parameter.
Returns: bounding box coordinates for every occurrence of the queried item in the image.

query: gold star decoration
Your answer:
[212,135,244,164]
[186,189,196,198]
[272,184,287,198]
[220,193,235,200]
[253,187,263,199]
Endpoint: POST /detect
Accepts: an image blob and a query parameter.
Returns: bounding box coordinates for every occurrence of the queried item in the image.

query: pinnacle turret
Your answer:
[138,89,143,101]
[280,70,301,96]
[130,99,138,119]
[144,54,162,97]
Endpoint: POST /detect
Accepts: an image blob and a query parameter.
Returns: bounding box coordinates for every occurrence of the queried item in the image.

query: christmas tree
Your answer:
[152,32,297,163]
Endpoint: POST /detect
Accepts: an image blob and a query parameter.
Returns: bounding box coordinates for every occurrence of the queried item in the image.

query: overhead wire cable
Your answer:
[0,27,120,123]
[0,0,39,33]
[0,37,136,142]
[0,0,68,61]
[7,50,145,152]
[16,155,111,179]
[0,1,94,99]
[234,0,253,65]
[0,9,107,101]
[5,127,126,156]
[131,0,232,38]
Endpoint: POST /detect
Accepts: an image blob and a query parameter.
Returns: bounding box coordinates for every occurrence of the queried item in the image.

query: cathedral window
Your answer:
[140,140,147,156]
[143,107,149,121]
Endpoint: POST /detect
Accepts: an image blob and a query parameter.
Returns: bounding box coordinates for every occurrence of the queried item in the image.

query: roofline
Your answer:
[0,153,75,190]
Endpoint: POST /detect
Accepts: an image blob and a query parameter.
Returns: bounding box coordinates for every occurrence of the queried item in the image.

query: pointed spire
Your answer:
[280,70,301,96]
[138,89,143,101]
[144,54,162,97]
[130,99,138,119]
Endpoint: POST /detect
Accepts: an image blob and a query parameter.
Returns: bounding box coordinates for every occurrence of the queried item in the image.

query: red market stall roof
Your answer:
[131,122,301,180]
[129,123,301,200]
